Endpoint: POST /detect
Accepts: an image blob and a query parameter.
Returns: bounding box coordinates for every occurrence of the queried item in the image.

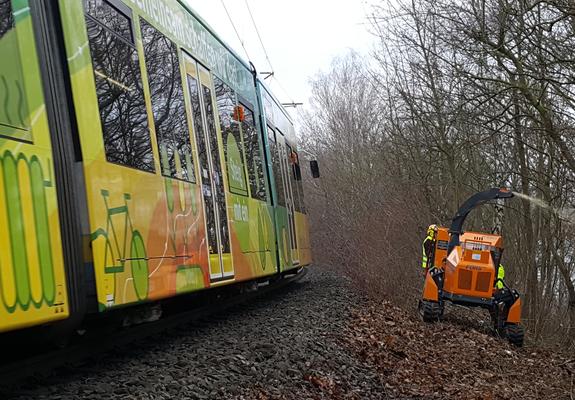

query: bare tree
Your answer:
[302,0,575,348]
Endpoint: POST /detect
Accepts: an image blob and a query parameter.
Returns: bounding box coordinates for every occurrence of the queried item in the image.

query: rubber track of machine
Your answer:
[505,324,525,347]
[422,300,442,323]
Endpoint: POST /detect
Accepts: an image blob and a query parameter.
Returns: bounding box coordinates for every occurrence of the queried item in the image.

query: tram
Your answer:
[0,0,314,335]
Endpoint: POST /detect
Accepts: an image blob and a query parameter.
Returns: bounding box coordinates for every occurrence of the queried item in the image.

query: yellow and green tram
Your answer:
[0,0,313,335]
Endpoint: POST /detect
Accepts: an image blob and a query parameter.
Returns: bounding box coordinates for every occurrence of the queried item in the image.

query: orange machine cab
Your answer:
[442,232,502,299]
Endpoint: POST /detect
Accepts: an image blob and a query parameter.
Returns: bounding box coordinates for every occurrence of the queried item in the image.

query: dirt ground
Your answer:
[344,300,574,399]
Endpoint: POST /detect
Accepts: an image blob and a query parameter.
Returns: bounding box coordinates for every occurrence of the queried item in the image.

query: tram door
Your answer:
[184,55,234,282]
[276,134,299,266]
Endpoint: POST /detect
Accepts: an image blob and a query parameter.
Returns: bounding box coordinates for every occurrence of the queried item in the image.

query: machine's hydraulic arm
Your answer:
[447,188,514,253]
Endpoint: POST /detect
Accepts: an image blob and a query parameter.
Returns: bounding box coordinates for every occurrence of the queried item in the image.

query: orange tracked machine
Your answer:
[420,188,524,346]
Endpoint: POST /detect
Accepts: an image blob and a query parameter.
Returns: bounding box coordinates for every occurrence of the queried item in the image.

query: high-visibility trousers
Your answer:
[496,264,505,289]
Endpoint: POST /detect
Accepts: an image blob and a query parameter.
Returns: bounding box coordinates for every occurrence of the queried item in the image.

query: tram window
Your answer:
[292,151,306,213]
[286,144,299,211]
[0,0,31,138]
[268,128,286,207]
[214,76,247,195]
[141,19,195,182]
[84,0,132,42]
[241,106,267,201]
[287,147,302,212]
[296,170,306,213]
[85,2,154,172]
[0,0,13,39]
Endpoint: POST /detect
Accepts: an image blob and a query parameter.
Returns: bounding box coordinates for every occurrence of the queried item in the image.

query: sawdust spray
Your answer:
[512,192,575,224]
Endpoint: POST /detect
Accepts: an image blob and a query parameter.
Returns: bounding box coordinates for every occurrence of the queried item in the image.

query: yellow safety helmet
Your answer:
[427,224,438,236]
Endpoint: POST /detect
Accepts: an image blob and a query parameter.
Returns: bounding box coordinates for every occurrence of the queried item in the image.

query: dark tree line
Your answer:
[302,0,575,349]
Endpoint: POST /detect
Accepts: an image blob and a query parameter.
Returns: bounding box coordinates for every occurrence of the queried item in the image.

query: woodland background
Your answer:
[300,0,575,349]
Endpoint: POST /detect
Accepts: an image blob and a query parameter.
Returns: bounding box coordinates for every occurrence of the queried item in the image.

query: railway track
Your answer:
[0,268,307,387]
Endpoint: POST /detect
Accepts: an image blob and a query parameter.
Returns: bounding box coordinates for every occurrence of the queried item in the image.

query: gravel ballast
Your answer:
[1,267,386,400]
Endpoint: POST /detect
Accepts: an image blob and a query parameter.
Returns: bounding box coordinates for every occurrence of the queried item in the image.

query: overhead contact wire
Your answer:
[220,0,252,62]
[242,0,297,106]
[244,0,274,72]
[222,0,299,109]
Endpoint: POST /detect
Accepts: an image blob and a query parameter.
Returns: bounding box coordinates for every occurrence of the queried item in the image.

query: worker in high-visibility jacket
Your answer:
[422,224,438,271]
[496,264,505,289]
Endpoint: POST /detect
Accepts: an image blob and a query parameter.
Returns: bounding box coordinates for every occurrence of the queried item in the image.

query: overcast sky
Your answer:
[185,0,375,119]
